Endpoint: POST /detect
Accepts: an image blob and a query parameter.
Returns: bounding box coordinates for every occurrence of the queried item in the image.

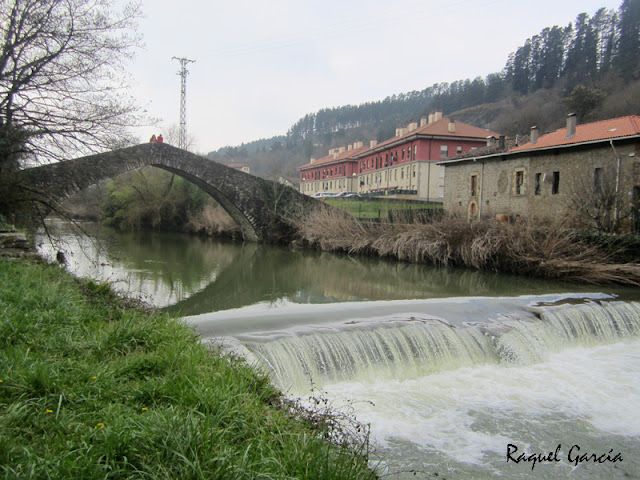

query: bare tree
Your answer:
[566,164,632,233]
[0,0,143,169]
[160,123,197,151]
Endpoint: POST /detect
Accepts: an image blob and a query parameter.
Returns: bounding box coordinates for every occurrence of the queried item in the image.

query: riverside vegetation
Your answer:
[293,207,640,286]
[0,259,376,479]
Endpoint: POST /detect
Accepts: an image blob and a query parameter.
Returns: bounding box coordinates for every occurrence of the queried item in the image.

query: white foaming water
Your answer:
[202,298,640,478]
[236,301,640,479]
[321,341,640,478]
[243,301,640,393]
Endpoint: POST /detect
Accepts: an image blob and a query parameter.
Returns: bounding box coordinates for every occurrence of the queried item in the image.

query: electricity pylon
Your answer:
[172,56,195,150]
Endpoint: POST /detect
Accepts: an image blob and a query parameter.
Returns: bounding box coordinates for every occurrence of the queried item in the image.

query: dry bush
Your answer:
[293,209,640,285]
[187,201,241,237]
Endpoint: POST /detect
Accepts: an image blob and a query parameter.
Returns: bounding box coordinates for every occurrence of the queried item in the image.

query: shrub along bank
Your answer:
[0,259,375,479]
[294,207,640,286]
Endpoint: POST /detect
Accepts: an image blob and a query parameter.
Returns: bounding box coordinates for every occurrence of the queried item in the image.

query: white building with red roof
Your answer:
[298,112,499,200]
[440,114,640,230]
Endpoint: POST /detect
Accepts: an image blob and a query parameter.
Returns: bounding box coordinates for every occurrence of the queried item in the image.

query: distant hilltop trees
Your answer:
[212,0,640,178]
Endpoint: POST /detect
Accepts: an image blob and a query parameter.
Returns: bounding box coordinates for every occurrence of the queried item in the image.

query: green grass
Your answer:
[0,259,375,479]
[325,198,441,219]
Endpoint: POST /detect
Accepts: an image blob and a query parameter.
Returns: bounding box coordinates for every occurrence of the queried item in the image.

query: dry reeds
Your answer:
[293,208,640,286]
[187,201,241,237]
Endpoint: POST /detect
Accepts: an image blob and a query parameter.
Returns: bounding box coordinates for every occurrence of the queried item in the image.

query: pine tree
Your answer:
[616,0,640,79]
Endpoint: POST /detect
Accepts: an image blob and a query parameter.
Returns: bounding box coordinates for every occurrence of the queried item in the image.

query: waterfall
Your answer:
[241,301,640,392]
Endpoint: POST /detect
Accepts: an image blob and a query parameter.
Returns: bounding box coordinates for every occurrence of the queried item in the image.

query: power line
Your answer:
[172,56,195,150]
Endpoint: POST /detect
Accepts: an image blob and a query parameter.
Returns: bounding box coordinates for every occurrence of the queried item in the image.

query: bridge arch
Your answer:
[20,143,315,243]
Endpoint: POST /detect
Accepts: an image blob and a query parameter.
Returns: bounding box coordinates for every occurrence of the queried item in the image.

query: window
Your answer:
[469,201,478,220]
[552,171,560,195]
[402,149,405,160]
[440,145,449,158]
[457,146,462,154]
[514,170,525,195]
[594,168,603,192]
[414,145,417,159]
[470,174,478,197]
[440,166,445,178]
[534,173,541,195]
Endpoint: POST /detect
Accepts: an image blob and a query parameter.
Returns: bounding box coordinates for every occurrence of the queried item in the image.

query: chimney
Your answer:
[395,128,402,137]
[370,139,378,148]
[499,135,506,149]
[400,127,408,136]
[434,111,443,122]
[566,113,576,139]
[408,122,418,132]
[310,157,316,164]
[348,144,353,151]
[428,113,434,124]
[354,141,363,149]
[486,135,496,147]
[448,120,456,133]
[420,116,427,127]
[338,146,345,154]
[530,126,539,145]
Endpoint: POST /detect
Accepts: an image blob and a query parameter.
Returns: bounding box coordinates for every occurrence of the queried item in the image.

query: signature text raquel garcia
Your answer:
[506,443,623,471]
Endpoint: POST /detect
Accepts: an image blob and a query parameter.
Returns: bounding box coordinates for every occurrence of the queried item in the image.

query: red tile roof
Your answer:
[366,116,500,152]
[299,117,499,170]
[298,144,369,170]
[509,116,640,153]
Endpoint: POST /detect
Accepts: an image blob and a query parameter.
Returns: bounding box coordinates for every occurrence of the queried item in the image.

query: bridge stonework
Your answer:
[20,143,316,243]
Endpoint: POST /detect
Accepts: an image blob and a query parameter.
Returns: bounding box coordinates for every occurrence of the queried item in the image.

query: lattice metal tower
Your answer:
[172,56,195,150]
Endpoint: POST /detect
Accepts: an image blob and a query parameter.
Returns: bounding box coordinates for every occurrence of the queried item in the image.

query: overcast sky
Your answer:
[128,0,624,154]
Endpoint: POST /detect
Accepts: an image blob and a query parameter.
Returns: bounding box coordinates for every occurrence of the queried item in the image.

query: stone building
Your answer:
[298,113,499,201]
[440,115,640,228]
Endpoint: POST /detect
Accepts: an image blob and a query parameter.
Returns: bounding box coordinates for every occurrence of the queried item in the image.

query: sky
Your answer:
[127,0,624,154]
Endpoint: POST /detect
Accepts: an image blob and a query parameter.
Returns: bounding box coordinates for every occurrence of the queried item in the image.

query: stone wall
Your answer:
[443,140,640,223]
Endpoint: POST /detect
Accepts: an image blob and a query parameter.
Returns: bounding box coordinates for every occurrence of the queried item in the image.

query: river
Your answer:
[37,218,640,479]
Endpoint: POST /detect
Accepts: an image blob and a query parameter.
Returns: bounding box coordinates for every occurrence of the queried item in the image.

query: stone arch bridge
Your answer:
[20,142,316,243]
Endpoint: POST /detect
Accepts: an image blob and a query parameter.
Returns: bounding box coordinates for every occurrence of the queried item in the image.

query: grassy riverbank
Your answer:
[294,208,640,285]
[0,259,375,479]
[325,198,441,220]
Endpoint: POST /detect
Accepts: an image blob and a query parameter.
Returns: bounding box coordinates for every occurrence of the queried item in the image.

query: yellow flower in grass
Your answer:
[141,407,148,411]
[94,423,104,429]
[91,376,97,380]
[46,409,53,414]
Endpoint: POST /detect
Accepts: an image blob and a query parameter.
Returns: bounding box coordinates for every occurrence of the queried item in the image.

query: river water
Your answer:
[37,219,640,479]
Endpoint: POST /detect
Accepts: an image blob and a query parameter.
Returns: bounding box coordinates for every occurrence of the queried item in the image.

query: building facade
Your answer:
[441,115,640,228]
[298,142,367,196]
[298,112,499,201]
[225,163,250,174]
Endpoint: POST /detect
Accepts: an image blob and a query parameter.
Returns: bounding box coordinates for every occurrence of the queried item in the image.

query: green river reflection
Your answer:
[37,218,639,313]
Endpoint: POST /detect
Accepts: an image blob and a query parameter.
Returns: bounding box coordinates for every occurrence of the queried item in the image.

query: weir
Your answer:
[224,300,640,393]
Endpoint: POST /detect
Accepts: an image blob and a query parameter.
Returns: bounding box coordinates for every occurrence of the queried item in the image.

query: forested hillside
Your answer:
[208,0,640,179]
